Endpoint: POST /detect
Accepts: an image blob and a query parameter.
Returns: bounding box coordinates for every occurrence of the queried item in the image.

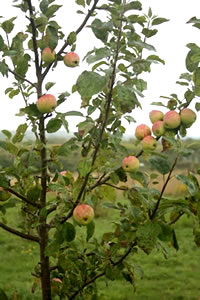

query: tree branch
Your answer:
[168,211,184,225]
[0,221,39,243]
[6,187,41,209]
[42,0,100,80]
[150,156,179,220]
[8,68,37,88]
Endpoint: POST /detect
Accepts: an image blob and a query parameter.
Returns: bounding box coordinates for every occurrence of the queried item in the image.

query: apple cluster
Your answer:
[41,47,80,68]
[121,107,196,173]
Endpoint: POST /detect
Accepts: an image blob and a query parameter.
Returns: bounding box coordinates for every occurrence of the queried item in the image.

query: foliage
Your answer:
[0,1,199,300]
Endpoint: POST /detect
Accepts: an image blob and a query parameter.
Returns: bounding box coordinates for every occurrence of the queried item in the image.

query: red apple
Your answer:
[135,124,151,140]
[36,94,57,113]
[149,110,164,123]
[0,187,11,201]
[163,110,181,129]
[141,135,157,150]
[122,156,140,172]
[64,52,80,67]
[73,204,94,225]
[152,120,165,137]
[41,47,56,64]
[180,108,196,128]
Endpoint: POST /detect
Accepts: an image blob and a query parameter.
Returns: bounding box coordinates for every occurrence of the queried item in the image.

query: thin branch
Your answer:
[168,211,184,225]
[42,0,100,80]
[8,68,37,88]
[150,156,179,220]
[69,241,137,300]
[6,187,41,208]
[0,221,39,243]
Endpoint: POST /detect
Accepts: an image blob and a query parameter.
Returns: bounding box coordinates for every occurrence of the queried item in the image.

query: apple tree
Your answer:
[0,0,199,299]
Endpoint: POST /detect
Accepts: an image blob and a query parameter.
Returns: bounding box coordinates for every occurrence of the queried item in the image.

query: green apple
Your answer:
[73,204,94,225]
[152,120,165,137]
[163,110,181,129]
[0,187,11,201]
[141,135,157,150]
[135,124,151,140]
[180,108,196,128]
[149,110,164,123]
[36,94,57,113]
[41,47,56,64]
[122,156,140,172]
[64,52,80,67]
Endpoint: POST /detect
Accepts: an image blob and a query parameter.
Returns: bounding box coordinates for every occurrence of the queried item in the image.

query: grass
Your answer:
[0,205,200,299]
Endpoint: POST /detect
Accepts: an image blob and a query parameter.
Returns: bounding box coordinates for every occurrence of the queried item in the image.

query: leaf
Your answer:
[45,5,62,18]
[152,17,169,26]
[1,17,17,34]
[124,1,142,12]
[63,222,76,242]
[40,0,49,14]
[1,130,12,139]
[195,102,200,111]
[175,174,196,196]
[129,40,156,51]
[0,35,4,51]
[46,118,62,133]
[64,111,84,117]
[90,19,113,42]
[56,142,71,156]
[0,60,8,77]
[45,82,55,91]
[86,47,111,64]
[76,0,85,7]
[86,220,95,241]
[67,31,76,45]
[78,159,92,177]
[142,28,158,38]
[149,155,171,175]
[0,141,18,155]
[46,25,58,50]
[147,55,165,65]
[12,123,28,144]
[76,71,107,98]
[136,222,161,254]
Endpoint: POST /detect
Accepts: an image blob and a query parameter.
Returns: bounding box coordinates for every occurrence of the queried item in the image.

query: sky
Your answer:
[0,0,199,138]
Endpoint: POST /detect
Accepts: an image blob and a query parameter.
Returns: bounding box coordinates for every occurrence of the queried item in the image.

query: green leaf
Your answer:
[142,28,158,38]
[171,229,179,251]
[1,130,12,139]
[0,60,8,77]
[46,25,58,50]
[129,40,156,51]
[46,118,62,133]
[45,82,55,91]
[148,7,152,17]
[56,142,71,156]
[67,31,76,45]
[76,0,85,6]
[40,0,49,14]
[86,47,111,64]
[45,5,62,18]
[0,289,8,300]
[147,55,165,65]
[149,155,171,175]
[1,17,17,34]
[0,141,18,155]
[12,123,28,144]
[124,1,142,12]
[152,17,169,26]
[175,174,196,196]
[86,220,95,241]
[8,89,20,99]
[63,222,76,242]
[116,83,139,113]
[64,111,84,117]
[137,222,161,254]
[78,159,92,177]
[0,35,4,51]
[76,71,107,98]
[195,102,200,111]
[90,19,112,42]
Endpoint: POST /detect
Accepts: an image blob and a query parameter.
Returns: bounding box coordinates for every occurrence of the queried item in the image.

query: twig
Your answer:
[8,68,37,88]
[150,156,179,220]
[6,187,41,208]
[0,221,39,243]
[42,0,100,80]
[168,211,184,225]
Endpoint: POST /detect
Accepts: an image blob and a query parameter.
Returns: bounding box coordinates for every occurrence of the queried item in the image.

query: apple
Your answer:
[141,135,157,150]
[122,156,140,172]
[0,187,11,201]
[180,108,196,127]
[41,47,56,64]
[51,278,62,296]
[64,52,80,67]
[36,94,57,113]
[163,110,181,129]
[152,120,165,137]
[135,124,151,140]
[73,204,94,225]
[149,110,164,123]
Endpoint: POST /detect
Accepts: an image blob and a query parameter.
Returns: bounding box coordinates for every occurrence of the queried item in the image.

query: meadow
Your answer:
[0,203,200,300]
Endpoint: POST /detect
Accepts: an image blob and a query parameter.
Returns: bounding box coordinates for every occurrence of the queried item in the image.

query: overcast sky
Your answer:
[0,1,199,138]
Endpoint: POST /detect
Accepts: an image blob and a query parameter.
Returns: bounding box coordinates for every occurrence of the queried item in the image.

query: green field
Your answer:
[0,204,200,300]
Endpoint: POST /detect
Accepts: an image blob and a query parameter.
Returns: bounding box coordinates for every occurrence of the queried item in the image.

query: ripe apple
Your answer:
[0,187,11,201]
[73,204,94,225]
[135,124,151,140]
[152,120,165,137]
[64,52,80,67]
[122,156,140,172]
[36,94,57,113]
[180,108,196,127]
[163,110,181,129]
[141,135,157,150]
[149,110,164,123]
[41,47,56,64]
